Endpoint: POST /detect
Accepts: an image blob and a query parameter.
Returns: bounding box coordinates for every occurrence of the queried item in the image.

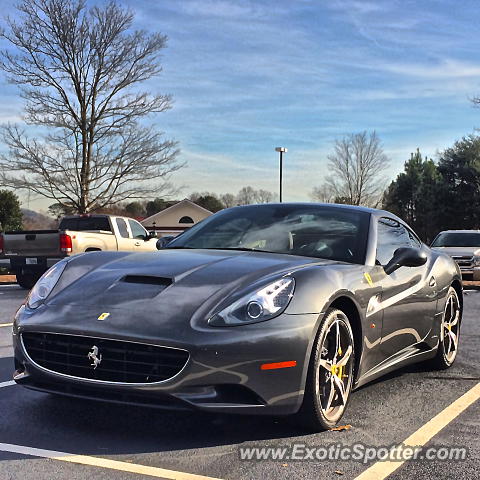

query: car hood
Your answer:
[432,247,480,257]
[48,249,336,315]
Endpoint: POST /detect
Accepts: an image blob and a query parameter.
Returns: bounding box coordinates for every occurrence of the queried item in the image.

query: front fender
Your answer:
[286,264,370,315]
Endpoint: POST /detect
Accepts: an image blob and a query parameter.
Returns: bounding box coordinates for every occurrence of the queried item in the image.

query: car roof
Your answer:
[62,214,110,218]
[227,202,404,221]
[436,230,480,234]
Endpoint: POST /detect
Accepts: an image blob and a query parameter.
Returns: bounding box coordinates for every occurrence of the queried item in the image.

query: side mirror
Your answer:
[156,235,175,250]
[384,247,427,275]
[147,231,157,239]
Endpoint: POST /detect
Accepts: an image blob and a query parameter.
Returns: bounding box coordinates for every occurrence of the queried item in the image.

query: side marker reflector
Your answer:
[261,361,297,370]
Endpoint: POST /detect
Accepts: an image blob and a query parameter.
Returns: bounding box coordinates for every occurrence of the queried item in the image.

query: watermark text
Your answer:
[239,443,468,463]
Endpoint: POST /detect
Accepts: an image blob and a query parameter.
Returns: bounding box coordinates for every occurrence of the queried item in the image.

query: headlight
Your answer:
[209,277,295,326]
[473,256,480,266]
[27,260,68,309]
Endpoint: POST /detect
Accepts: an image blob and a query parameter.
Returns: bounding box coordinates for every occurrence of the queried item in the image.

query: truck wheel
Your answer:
[16,272,38,290]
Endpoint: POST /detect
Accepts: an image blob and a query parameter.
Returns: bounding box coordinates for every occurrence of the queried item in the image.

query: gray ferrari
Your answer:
[12,203,462,430]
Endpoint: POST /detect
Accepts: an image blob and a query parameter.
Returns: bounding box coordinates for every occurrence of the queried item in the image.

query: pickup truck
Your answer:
[431,229,480,280]
[0,214,158,289]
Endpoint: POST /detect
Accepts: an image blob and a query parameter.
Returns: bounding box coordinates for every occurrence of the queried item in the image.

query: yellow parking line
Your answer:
[0,443,225,480]
[354,381,480,480]
[0,323,13,327]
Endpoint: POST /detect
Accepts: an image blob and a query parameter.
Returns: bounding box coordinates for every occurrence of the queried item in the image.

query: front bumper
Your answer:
[13,306,320,415]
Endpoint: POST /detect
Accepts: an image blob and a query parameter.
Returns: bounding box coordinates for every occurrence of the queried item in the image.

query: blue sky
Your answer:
[2,0,480,209]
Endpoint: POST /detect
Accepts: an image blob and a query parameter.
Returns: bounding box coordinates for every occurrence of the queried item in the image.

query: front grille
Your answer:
[452,256,474,268]
[21,332,189,384]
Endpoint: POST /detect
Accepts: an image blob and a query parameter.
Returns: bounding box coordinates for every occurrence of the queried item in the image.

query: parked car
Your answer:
[431,230,480,280]
[0,214,157,289]
[12,203,462,431]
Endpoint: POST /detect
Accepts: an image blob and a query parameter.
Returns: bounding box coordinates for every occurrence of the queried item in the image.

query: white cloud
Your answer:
[383,59,480,79]
[179,0,259,19]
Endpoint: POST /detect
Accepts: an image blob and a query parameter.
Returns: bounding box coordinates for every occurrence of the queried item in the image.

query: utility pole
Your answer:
[275,147,288,202]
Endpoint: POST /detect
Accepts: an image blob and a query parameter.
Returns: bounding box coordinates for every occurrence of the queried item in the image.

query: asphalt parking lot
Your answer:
[0,284,478,480]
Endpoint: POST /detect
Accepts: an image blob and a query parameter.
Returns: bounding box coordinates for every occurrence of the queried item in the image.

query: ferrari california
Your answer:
[12,203,462,430]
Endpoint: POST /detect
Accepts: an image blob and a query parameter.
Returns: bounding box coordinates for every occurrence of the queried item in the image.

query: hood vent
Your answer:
[122,275,172,287]
[99,275,173,303]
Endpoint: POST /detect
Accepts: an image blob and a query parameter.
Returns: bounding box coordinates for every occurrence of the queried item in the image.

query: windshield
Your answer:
[432,232,480,247]
[167,205,370,264]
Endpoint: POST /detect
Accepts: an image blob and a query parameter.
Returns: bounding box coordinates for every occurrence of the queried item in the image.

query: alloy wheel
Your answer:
[316,312,354,423]
[441,292,460,365]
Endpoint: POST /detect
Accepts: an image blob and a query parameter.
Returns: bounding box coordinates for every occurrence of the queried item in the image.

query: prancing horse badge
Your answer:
[97,312,110,321]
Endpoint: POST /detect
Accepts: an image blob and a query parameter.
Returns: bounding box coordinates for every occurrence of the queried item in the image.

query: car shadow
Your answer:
[0,355,472,460]
[1,384,316,458]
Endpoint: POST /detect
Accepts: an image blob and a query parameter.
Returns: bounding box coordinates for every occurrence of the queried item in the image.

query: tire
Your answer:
[430,287,461,370]
[16,272,38,290]
[295,308,355,431]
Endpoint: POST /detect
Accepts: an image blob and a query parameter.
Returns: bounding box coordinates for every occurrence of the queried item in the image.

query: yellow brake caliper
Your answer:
[331,346,347,379]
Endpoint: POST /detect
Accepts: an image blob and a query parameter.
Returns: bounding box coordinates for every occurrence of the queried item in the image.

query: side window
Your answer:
[128,219,147,239]
[115,218,129,238]
[376,217,412,265]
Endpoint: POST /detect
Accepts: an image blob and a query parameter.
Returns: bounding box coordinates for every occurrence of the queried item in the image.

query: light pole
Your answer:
[275,147,287,202]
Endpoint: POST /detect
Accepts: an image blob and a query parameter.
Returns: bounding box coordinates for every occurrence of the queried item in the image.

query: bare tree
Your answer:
[255,189,276,203]
[0,0,181,213]
[235,186,277,205]
[319,131,389,207]
[219,193,236,208]
[236,186,257,205]
[311,184,335,203]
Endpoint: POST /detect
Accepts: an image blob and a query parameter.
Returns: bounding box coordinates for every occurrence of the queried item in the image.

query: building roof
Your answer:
[141,199,213,225]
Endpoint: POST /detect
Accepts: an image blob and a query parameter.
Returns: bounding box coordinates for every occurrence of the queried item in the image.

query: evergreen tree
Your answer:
[0,189,23,231]
[194,195,224,212]
[436,135,480,230]
[383,149,440,242]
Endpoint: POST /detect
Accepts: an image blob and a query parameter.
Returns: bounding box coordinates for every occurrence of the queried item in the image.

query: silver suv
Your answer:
[431,230,480,280]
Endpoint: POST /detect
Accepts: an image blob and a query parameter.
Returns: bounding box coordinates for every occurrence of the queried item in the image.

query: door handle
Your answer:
[134,241,141,246]
[429,276,436,288]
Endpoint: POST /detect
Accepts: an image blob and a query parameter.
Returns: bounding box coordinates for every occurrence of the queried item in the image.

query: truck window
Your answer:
[115,218,129,238]
[128,219,147,239]
[60,217,112,232]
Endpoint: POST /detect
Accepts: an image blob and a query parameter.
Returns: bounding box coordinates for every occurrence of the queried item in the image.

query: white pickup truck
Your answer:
[0,214,158,288]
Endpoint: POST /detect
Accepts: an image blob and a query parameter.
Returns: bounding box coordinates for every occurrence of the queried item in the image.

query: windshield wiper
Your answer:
[202,247,276,253]
[166,246,277,253]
